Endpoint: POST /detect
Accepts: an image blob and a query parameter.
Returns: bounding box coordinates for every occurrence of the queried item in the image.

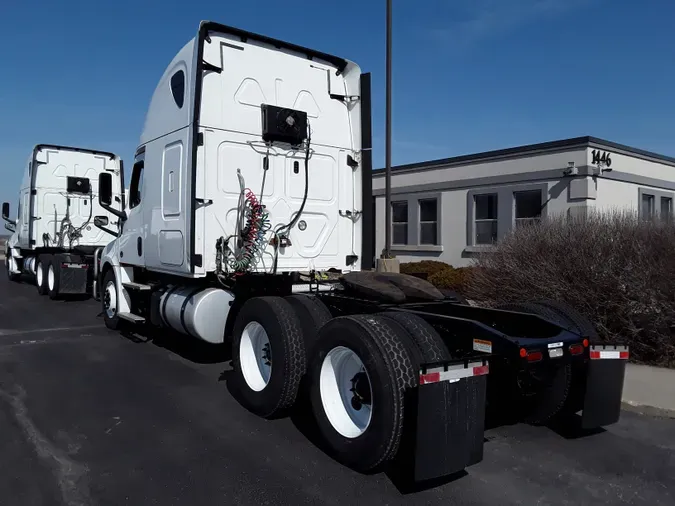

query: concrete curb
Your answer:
[621,363,675,418]
[621,401,675,419]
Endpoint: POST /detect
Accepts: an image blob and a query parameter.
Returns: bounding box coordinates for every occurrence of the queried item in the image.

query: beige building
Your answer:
[372,137,675,267]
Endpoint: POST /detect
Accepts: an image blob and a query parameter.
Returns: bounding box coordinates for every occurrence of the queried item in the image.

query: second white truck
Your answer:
[2,144,125,299]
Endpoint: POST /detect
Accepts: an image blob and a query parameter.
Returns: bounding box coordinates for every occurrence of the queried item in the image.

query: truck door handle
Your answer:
[137,237,143,257]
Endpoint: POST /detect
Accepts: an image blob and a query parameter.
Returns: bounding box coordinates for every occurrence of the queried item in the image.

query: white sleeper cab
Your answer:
[96,21,368,335]
[90,21,629,485]
[2,144,124,299]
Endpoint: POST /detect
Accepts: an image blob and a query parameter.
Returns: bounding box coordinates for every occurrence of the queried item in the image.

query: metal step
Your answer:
[122,281,152,291]
[117,312,146,324]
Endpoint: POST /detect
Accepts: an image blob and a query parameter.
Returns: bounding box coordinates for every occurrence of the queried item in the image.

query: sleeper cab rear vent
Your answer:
[67,176,91,195]
[261,104,308,146]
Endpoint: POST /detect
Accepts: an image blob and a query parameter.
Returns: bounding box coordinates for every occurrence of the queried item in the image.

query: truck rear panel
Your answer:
[18,145,123,250]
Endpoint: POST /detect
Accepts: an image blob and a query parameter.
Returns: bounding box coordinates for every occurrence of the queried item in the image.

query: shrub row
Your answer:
[400,260,475,294]
[400,210,675,368]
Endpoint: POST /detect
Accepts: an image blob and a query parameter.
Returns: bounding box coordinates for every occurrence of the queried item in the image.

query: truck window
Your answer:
[129,161,144,209]
[170,70,185,109]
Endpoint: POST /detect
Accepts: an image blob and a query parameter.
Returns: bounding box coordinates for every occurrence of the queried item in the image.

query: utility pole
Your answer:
[383,0,393,259]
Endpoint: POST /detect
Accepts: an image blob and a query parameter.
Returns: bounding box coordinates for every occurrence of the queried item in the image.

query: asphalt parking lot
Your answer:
[0,270,674,506]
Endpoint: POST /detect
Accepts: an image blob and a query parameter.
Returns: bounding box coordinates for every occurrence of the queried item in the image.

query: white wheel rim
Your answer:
[239,321,272,392]
[36,262,43,286]
[48,265,55,290]
[104,281,117,319]
[319,346,373,439]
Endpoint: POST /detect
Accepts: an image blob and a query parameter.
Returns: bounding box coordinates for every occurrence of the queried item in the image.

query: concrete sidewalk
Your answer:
[622,363,675,417]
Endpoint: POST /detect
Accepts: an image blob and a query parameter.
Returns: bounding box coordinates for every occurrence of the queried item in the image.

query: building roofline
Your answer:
[373,136,675,175]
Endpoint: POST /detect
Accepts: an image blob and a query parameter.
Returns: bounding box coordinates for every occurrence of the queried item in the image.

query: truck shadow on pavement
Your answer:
[102,317,608,494]
[485,410,607,440]
[110,319,231,365]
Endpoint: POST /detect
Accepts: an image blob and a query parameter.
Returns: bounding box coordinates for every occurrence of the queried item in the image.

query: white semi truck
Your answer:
[2,145,124,299]
[92,21,629,483]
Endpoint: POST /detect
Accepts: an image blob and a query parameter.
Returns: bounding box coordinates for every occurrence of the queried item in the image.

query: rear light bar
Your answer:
[419,361,489,385]
[589,345,629,360]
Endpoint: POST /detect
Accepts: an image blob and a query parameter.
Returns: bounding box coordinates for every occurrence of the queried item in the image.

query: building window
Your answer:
[170,70,185,109]
[641,193,655,220]
[514,189,543,227]
[419,198,438,245]
[474,193,498,245]
[661,197,672,221]
[391,201,408,245]
[638,188,675,221]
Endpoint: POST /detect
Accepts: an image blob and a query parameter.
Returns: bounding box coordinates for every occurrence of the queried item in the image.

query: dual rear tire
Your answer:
[229,294,452,473]
[35,255,61,299]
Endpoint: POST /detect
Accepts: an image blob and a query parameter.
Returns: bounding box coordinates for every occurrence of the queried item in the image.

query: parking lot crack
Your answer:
[0,384,93,506]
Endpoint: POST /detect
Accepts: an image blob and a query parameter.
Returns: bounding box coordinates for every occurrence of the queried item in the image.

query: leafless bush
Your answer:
[468,209,675,367]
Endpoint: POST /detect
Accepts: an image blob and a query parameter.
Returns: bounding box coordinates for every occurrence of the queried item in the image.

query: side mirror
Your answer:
[94,216,109,227]
[2,202,10,221]
[97,172,127,222]
[4,222,15,233]
[93,215,118,237]
[99,173,113,206]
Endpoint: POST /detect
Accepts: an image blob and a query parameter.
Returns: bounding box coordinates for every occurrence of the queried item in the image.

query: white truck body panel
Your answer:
[13,145,124,251]
[117,22,363,278]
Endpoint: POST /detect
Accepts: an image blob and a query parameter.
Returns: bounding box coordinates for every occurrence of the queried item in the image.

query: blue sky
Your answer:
[1,0,674,206]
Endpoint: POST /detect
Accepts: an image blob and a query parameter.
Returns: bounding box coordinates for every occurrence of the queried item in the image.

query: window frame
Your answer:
[473,192,499,245]
[128,159,145,210]
[638,187,674,221]
[170,69,186,109]
[466,183,548,249]
[418,197,439,245]
[380,193,443,252]
[391,200,409,246]
[514,189,544,228]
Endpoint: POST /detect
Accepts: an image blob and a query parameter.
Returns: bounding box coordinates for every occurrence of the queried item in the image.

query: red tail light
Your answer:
[526,351,543,362]
[569,344,584,356]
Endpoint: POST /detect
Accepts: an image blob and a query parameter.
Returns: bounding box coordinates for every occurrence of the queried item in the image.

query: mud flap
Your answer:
[407,359,488,482]
[57,256,90,295]
[581,345,629,429]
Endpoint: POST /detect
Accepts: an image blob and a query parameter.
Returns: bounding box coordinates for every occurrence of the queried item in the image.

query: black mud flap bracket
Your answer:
[405,358,488,483]
[580,344,629,429]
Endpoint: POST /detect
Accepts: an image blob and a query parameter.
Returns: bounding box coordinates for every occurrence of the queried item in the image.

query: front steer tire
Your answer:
[5,254,21,283]
[230,296,306,419]
[307,314,417,473]
[101,269,121,330]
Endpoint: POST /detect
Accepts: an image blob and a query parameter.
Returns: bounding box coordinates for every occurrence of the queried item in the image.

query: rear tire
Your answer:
[378,311,452,363]
[47,260,61,300]
[530,300,599,339]
[36,255,51,296]
[284,294,332,351]
[230,296,306,419]
[497,302,572,425]
[307,314,416,473]
[529,299,599,419]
